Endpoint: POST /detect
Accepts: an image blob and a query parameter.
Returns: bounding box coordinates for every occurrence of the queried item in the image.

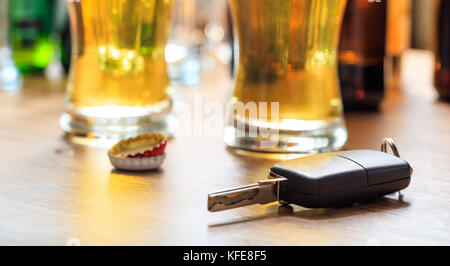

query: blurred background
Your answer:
[0,0,233,88]
[0,0,449,105]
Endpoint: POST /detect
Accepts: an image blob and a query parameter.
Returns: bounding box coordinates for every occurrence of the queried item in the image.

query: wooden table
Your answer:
[0,50,449,246]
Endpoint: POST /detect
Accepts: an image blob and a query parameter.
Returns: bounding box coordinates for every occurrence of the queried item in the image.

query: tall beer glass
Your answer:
[225,0,348,153]
[61,0,176,142]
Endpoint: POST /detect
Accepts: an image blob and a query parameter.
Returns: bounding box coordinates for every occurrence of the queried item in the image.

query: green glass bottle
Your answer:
[9,0,56,73]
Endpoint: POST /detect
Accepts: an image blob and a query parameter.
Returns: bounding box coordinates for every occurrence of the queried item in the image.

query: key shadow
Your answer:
[208,196,411,228]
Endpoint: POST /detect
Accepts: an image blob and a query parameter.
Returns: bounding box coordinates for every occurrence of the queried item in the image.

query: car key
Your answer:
[208,138,413,212]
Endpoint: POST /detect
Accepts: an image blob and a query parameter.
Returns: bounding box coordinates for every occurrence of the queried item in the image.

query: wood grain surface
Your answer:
[0,50,449,245]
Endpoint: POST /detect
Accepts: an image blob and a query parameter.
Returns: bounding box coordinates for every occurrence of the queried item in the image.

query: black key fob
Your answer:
[270,150,412,208]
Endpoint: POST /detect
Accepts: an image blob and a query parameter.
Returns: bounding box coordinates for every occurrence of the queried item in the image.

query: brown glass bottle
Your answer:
[435,0,450,101]
[339,0,387,110]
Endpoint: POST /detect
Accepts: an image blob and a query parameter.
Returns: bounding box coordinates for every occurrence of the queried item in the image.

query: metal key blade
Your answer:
[207,178,287,212]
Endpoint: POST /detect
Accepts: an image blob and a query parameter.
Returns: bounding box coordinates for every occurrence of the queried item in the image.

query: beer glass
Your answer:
[225,0,348,153]
[61,0,177,142]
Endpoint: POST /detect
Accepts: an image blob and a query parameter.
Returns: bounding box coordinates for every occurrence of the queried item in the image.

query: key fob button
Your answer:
[338,150,412,185]
[271,153,367,194]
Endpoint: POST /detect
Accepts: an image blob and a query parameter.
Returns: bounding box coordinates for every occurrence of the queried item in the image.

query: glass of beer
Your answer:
[61,0,177,143]
[225,0,348,153]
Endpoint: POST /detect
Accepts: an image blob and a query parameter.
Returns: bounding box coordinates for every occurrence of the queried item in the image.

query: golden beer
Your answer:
[61,0,176,141]
[225,0,348,153]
